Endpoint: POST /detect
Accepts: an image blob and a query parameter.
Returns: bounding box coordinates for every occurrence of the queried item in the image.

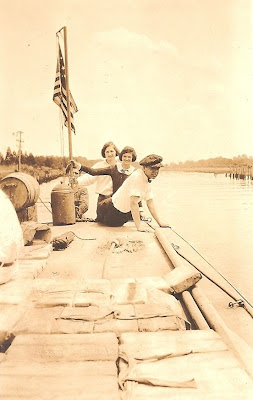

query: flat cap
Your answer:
[139,154,163,168]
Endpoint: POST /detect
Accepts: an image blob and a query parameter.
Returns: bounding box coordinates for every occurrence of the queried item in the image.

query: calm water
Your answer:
[152,171,253,303]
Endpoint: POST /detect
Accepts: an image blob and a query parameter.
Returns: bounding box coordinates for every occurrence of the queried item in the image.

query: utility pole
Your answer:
[13,131,24,171]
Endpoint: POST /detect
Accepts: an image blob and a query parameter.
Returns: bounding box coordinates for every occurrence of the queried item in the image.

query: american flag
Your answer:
[53,43,78,133]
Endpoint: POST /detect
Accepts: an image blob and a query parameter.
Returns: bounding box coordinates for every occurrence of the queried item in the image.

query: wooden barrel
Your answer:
[0,172,40,211]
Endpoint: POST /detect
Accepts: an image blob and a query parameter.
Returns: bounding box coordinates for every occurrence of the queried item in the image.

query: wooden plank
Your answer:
[32,278,81,292]
[133,303,187,331]
[121,382,251,400]
[146,288,185,318]
[11,306,94,335]
[60,305,115,321]
[19,244,52,260]
[114,304,136,319]
[81,279,111,295]
[16,259,46,279]
[32,279,113,307]
[0,360,118,376]
[94,317,138,334]
[34,293,74,307]
[110,280,147,305]
[135,276,169,291]
[191,286,253,379]
[137,316,187,332]
[12,306,64,334]
[51,318,94,334]
[194,367,253,393]
[119,351,240,383]
[0,375,120,400]
[119,330,227,359]
[74,291,113,307]
[0,281,32,304]
[134,303,177,319]
[0,304,27,339]
[6,333,118,362]
[32,279,82,307]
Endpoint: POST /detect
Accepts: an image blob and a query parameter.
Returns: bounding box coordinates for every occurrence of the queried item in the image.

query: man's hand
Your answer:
[159,222,171,228]
[140,215,152,223]
[66,160,81,173]
[70,160,81,170]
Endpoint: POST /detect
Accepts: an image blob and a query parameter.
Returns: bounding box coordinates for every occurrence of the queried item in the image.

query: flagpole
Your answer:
[63,26,73,161]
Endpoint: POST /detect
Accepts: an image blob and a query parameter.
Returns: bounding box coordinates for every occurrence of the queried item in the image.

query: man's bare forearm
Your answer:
[147,199,162,225]
[130,199,141,230]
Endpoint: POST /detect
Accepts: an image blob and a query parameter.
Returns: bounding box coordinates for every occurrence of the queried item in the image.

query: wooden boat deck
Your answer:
[0,220,252,399]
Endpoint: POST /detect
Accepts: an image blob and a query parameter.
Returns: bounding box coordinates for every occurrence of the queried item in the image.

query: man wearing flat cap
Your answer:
[97,154,170,232]
[139,154,164,168]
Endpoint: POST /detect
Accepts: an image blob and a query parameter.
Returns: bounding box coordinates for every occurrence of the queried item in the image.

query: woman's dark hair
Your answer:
[119,146,137,162]
[101,141,120,158]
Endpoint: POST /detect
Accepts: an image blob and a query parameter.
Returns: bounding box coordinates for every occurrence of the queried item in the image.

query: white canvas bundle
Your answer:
[0,189,24,265]
[0,189,24,284]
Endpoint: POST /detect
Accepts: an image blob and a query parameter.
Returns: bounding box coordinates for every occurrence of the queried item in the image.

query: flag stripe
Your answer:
[53,42,78,133]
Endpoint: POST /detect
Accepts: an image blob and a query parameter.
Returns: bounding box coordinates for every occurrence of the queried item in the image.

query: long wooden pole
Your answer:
[155,227,253,318]
[63,26,73,161]
[191,285,253,379]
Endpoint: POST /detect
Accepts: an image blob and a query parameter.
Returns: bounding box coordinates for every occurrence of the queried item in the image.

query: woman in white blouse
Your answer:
[77,141,119,215]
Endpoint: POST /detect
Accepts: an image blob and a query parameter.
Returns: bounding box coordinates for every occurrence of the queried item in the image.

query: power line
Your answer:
[13,130,24,171]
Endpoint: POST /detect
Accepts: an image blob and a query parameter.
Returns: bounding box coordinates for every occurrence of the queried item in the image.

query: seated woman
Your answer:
[77,141,120,216]
[73,146,136,192]
[69,146,138,222]
[95,154,171,232]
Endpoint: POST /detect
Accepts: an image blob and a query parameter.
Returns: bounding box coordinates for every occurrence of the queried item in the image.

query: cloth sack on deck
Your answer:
[0,189,24,284]
[21,221,51,246]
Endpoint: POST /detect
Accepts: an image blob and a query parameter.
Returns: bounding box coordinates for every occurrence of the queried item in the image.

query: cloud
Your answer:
[91,27,179,57]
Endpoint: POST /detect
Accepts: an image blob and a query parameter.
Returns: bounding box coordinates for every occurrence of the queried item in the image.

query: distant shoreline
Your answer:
[162,167,229,174]
[0,165,251,182]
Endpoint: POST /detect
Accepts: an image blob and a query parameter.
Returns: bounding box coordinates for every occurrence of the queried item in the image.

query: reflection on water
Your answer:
[152,171,253,302]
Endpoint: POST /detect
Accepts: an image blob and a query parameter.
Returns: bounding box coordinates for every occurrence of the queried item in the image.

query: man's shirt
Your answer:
[112,169,153,213]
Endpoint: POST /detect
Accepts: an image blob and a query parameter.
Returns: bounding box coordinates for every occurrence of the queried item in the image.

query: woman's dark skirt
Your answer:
[97,197,131,226]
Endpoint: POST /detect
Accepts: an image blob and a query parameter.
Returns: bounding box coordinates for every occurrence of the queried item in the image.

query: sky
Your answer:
[1,0,252,163]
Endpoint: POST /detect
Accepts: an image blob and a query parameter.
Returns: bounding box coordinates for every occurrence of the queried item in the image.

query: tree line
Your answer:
[164,154,253,170]
[1,147,252,173]
[0,147,99,183]
[0,147,96,169]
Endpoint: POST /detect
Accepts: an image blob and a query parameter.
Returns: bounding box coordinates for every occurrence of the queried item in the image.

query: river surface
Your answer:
[152,171,253,305]
[39,171,253,343]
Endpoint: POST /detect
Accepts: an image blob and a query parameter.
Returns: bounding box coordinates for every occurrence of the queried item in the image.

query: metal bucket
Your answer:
[51,182,75,225]
[0,172,40,211]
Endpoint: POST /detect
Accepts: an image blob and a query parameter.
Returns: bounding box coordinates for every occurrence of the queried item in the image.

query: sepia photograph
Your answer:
[0,0,252,398]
